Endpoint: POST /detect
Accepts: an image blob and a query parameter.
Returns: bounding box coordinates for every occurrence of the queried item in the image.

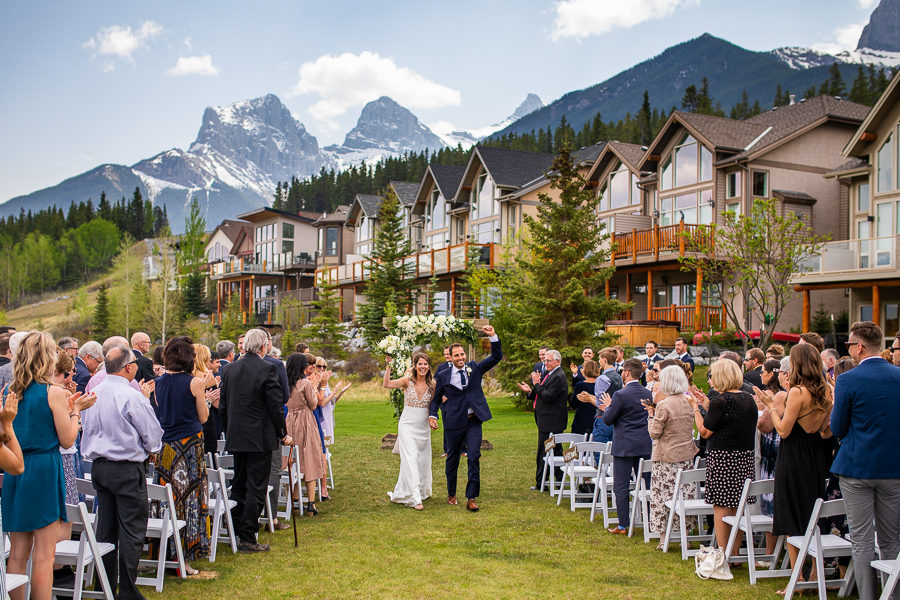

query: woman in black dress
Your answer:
[756,343,832,589]
[688,357,758,557]
[570,360,599,435]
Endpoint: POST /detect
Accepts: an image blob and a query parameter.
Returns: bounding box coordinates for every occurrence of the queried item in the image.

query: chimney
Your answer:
[789,94,796,105]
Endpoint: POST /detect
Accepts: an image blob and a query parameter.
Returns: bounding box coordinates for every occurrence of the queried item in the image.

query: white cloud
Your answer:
[289,51,461,128]
[551,0,698,40]
[83,20,163,71]
[812,22,865,54]
[166,54,219,77]
[183,37,193,51]
[858,0,876,8]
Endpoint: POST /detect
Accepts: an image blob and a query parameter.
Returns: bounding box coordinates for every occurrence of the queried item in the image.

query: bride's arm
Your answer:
[382,358,408,390]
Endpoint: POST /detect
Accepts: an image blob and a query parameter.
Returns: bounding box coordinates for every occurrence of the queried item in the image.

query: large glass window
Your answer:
[282,223,294,240]
[751,171,769,198]
[281,240,293,254]
[858,219,871,268]
[659,189,713,226]
[325,227,338,256]
[609,166,629,209]
[876,201,892,265]
[598,162,640,212]
[726,172,741,198]
[427,189,447,230]
[675,137,698,188]
[878,134,893,192]
[700,146,713,182]
[661,157,673,192]
[660,135,713,190]
[857,182,870,213]
[471,220,500,244]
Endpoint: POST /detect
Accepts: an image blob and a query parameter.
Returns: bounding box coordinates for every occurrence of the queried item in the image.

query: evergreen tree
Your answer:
[303,281,345,360]
[637,91,652,145]
[489,143,627,399]
[682,84,699,112]
[93,284,110,338]
[827,63,846,96]
[803,85,817,101]
[773,84,784,107]
[358,188,414,346]
[128,187,145,240]
[849,65,870,104]
[178,198,208,318]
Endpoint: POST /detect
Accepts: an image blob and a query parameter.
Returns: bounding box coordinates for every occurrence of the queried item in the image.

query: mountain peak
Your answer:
[340,96,445,152]
[510,93,545,120]
[857,0,900,52]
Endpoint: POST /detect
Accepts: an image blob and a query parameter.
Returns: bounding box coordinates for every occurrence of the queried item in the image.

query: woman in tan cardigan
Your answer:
[646,364,698,545]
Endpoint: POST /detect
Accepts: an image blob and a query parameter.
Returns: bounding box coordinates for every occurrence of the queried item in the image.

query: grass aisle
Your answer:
[148,394,786,599]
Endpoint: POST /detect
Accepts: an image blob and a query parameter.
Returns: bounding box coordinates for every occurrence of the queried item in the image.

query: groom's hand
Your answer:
[428,416,439,430]
[482,324,495,337]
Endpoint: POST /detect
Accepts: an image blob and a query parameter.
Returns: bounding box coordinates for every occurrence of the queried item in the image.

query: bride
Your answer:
[383,352,434,510]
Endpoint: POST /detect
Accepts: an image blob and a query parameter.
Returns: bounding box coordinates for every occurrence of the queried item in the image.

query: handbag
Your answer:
[694,545,733,580]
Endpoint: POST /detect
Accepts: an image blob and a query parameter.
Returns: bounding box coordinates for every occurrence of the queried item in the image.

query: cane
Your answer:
[287,444,299,548]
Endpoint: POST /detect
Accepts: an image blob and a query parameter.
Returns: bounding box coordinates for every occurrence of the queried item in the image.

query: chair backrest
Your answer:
[207,468,228,503]
[637,457,654,475]
[216,439,226,454]
[215,453,234,470]
[553,433,588,445]
[205,452,215,469]
[574,441,609,454]
[675,467,706,486]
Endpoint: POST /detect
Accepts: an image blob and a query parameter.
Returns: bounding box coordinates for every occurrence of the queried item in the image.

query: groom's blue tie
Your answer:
[458,368,467,389]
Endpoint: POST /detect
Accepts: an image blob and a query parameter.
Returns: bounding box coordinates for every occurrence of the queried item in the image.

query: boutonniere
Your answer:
[465,365,472,377]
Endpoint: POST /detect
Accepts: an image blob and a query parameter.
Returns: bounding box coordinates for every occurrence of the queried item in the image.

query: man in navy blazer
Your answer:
[435,345,453,456]
[429,325,502,512]
[601,358,652,534]
[831,320,900,600]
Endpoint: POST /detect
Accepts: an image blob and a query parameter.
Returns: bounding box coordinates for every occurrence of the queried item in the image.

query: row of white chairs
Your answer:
[539,439,900,599]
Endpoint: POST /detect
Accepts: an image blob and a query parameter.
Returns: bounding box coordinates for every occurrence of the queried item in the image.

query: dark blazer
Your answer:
[436,361,452,376]
[603,381,652,457]
[220,352,287,453]
[831,357,900,479]
[430,339,502,429]
[677,352,695,372]
[263,354,290,404]
[73,356,92,395]
[132,349,155,383]
[743,366,763,389]
[533,361,546,376]
[530,367,568,433]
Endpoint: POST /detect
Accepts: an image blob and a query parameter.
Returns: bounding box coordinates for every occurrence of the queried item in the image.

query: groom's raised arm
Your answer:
[475,335,502,374]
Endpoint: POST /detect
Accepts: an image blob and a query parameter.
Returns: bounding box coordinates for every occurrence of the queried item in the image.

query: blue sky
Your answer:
[0,0,879,201]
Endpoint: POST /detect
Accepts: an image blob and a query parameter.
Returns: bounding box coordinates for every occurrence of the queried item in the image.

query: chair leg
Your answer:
[209,506,220,563]
[679,509,689,560]
[662,502,676,554]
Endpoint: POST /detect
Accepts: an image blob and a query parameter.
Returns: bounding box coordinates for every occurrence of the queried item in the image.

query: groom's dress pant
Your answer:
[445,416,482,499]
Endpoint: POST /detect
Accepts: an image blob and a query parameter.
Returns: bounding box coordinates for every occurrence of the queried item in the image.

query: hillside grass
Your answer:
[142,389,797,600]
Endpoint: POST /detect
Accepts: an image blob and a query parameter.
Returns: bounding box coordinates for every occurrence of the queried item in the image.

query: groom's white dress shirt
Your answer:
[447,334,499,415]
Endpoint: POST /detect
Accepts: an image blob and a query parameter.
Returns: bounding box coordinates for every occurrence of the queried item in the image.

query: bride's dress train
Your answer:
[388,381,433,507]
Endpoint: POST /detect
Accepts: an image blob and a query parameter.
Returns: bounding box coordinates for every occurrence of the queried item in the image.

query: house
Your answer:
[205,219,253,265]
[600,96,870,331]
[209,207,318,326]
[793,71,900,340]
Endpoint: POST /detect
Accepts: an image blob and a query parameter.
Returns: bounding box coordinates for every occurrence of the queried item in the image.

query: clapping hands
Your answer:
[517,381,532,394]
[688,388,709,411]
[67,391,97,413]
[140,379,155,399]
[753,386,775,410]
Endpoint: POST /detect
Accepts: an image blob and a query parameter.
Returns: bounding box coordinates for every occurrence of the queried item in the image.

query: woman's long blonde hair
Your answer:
[193,343,211,377]
[11,332,58,395]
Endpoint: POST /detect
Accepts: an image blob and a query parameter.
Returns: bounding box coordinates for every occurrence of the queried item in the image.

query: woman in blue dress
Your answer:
[2,332,95,600]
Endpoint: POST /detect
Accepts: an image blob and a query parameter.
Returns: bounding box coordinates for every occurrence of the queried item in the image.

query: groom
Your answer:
[429,324,502,512]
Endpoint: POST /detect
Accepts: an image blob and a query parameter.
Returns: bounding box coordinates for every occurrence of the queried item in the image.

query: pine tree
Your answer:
[682,84,699,112]
[490,143,628,397]
[849,65,870,104]
[178,198,208,318]
[773,84,784,107]
[827,63,846,96]
[93,284,110,338]
[358,188,414,346]
[303,281,345,360]
[637,91,652,144]
[803,85,817,101]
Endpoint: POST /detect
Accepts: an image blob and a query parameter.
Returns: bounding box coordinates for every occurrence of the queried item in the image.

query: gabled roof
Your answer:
[413,164,466,213]
[314,205,350,226]
[573,142,606,166]
[825,157,869,178]
[584,141,645,185]
[845,69,899,157]
[236,207,317,224]
[346,193,383,227]
[388,181,420,207]
[209,219,249,246]
[229,225,254,256]
[470,146,556,188]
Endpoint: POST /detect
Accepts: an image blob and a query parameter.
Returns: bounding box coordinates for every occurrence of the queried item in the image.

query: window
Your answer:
[598,162,640,212]
[857,220,871,268]
[726,202,740,215]
[282,223,294,240]
[878,134,893,192]
[471,172,499,220]
[281,240,293,254]
[876,202,892,265]
[609,165,629,209]
[427,189,446,230]
[860,305,873,322]
[675,137,698,188]
[658,189,713,226]
[660,135,713,190]
[751,171,768,198]
[700,146,713,182]
[471,220,499,244]
[857,182,870,213]
[886,303,899,335]
[661,157,673,192]
[325,227,338,256]
[433,290,450,316]
[726,172,741,198]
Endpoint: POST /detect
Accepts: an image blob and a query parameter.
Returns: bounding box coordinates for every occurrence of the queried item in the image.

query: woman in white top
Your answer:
[314,357,350,446]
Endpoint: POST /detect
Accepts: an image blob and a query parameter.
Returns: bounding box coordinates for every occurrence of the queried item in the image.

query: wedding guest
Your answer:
[600,358,652,534]
[83,345,162,600]
[822,348,840,378]
[578,347,621,444]
[756,357,786,556]
[830,321,900,600]
[130,332,155,383]
[57,337,79,358]
[151,345,165,377]
[86,336,134,394]
[0,332,31,392]
[570,359,598,435]
[569,347,594,384]
[294,342,309,355]
[613,345,625,373]
[518,349,567,491]
[153,336,210,568]
[688,357,757,556]
[315,356,350,447]
[284,353,324,515]
[643,341,663,371]
[74,341,102,394]
[798,332,825,353]
[673,337,695,372]
[259,329,291,526]
[195,344,223,455]
[766,344,785,360]
[3,331,95,600]
[757,343,832,591]
[216,340,236,366]
[742,347,765,388]
[646,365,697,543]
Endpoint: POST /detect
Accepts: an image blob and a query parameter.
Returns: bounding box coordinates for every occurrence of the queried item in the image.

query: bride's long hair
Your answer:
[410,351,434,392]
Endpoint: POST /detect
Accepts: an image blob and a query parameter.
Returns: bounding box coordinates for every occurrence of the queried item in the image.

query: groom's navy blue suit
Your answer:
[430,337,502,500]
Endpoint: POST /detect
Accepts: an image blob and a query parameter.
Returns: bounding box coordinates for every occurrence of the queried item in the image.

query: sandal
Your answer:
[413,504,424,511]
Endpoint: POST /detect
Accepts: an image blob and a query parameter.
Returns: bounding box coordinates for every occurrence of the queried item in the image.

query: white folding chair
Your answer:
[52,502,115,600]
[207,467,238,562]
[722,478,788,583]
[588,451,616,525]
[278,445,304,521]
[661,467,715,559]
[873,551,900,600]
[558,442,610,510]
[137,482,187,592]
[782,498,855,600]
[216,439,226,454]
[325,446,334,489]
[540,433,587,496]
[628,458,656,541]
[0,510,28,599]
[215,452,276,531]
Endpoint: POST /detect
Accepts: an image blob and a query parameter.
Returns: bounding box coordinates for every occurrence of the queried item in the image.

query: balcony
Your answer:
[650,304,726,331]
[611,223,710,265]
[317,242,497,286]
[794,236,897,282]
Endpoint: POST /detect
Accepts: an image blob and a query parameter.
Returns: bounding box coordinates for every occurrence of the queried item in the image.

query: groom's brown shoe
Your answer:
[466,499,479,512]
[447,495,458,505]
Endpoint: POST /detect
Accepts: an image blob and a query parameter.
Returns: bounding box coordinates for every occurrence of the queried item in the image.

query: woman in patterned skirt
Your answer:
[153,336,210,571]
[688,357,758,558]
[646,365,697,545]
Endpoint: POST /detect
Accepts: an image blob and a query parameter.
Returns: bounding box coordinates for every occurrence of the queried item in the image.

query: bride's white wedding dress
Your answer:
[388,380,433,507]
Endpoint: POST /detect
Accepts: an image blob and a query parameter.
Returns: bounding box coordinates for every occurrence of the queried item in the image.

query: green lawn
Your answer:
[146,392,789,600]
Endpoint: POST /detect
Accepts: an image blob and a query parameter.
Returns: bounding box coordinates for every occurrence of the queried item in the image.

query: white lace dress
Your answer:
[388,380,433,507]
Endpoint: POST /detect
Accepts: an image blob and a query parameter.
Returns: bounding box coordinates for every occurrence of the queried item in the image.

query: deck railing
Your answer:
[649,304,725,331]
[611,222,710,263]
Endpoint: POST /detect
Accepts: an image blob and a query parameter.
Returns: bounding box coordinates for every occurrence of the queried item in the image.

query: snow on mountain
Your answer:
[434,94,546,147]
[770,45,900,70]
